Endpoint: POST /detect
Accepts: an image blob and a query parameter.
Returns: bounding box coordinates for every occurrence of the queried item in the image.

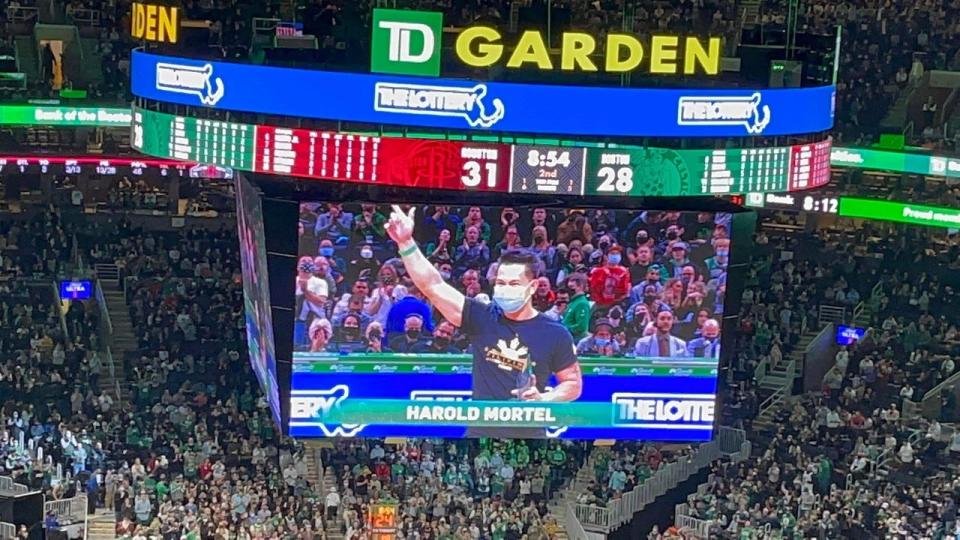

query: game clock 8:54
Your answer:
[510,145,587,195]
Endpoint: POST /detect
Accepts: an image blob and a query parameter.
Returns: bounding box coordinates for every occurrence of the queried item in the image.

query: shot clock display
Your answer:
[132,107,832,197]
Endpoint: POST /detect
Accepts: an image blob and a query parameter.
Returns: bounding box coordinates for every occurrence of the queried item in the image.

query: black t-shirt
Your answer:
[460,298,577,401]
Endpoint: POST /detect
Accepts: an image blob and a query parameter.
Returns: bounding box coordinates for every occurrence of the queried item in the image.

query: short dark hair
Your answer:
[497,249,540,280]
[566,274,587,291]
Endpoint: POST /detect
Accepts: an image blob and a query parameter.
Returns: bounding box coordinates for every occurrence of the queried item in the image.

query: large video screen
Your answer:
[290,204,732,440]
[235,174,281,425]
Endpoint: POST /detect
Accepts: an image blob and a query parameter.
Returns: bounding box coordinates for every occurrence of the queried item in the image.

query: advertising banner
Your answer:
[131,51,836,137]
[0,105,131,127]
[839,197,960,228]
[830,146,960,179]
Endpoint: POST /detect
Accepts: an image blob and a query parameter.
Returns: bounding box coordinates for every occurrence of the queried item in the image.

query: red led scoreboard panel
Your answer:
[134,108,832,196]
[254,126,508,192]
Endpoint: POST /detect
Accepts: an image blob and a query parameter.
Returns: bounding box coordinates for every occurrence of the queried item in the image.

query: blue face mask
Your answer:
[594,337,610,347]
[319,247,334,257]
[493,285,530,314]
[607,254,622,265]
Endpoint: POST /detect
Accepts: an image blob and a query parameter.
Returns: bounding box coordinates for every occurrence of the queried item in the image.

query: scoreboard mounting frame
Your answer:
[132,107,832,197]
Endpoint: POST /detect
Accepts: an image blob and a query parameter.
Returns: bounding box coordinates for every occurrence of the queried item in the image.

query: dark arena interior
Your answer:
[1,1,960,539]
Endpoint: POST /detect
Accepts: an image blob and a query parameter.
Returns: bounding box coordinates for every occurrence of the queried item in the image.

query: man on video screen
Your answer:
[385,205,583,438]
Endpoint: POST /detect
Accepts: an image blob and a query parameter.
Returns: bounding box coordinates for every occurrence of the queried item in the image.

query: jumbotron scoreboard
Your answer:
[133,108,831,197]
[128,5,838,439]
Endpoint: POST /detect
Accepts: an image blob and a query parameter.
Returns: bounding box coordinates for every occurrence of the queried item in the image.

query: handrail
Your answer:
[93,279,120,400]
[754,353,769,383]
[941,87,958,126]
[68,7,101,26]
[851,301,865,323]
[905,369,960,420]
[870,280,883,300]
[6,6,38,23]
[44,494,87,525]
[675,514,712,539]
[52,281,71,343]
[71,233,81,273]
[806,323,833,356]
[0,476,29,494]
[563,502,589,540]
[573,427,747,533]
[253,17,282,33]
[95,279,113,337]
[757,357,795,416]
[818,304,847,326]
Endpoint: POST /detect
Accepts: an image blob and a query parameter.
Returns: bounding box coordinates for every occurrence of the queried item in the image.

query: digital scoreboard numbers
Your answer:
[510,146,586,195]
[130,108,834,196]
[193,118,253,169]
[788,140,832,191]
[377,139,509,191]
[367,504,398,540]
[254,126,380,182]
[585,148,700,196]
[132,111,254,169]
[734,147,790,193]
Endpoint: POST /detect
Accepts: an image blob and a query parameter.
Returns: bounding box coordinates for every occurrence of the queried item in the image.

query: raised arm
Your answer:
[385,205,465,327]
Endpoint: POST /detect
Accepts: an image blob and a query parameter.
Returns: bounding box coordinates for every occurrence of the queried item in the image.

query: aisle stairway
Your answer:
[320,465,344,540]
[86,508,116,540]
[739,0,762,26]
[94,265,135,407]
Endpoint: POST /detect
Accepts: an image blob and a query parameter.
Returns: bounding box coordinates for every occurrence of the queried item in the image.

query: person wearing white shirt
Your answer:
[282,463,298,487]
[927,420,942,441]
[850,454,868,473]
[370,444,385,460]
[297,258,330,322]
[898,442,914,464]
[899,384,915,402]
[518,478,531,501]
[825,409,842,429]
[325,487,340,521]
[949,431,960,454]
[942,357,956,377]
[834,347,849,373]
[500,463,514,482]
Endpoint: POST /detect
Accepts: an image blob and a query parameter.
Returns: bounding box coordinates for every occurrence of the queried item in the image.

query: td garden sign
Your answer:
[371,8,722,77]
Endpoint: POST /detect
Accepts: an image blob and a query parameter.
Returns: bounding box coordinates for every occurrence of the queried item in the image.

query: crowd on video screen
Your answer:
[294,203,730,359]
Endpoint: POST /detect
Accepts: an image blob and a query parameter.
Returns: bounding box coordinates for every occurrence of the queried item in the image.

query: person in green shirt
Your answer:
[562,275,591,341]
[491,475,505,497]
[155,476,169,501]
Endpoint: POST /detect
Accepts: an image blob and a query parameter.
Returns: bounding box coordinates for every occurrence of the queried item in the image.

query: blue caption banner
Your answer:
[289,362,719,441]
[132,51,835,138]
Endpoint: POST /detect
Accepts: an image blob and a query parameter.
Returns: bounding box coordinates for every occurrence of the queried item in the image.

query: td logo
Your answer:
[371,8,442,77]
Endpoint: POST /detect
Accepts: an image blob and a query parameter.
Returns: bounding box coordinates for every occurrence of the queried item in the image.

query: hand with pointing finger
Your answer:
[385,204,416,246]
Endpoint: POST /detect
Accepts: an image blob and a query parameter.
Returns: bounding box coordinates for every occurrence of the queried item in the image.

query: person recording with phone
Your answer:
[385,205,582,438]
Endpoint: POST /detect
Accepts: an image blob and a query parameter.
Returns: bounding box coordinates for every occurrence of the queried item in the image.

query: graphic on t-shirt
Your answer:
[484,337,529,372]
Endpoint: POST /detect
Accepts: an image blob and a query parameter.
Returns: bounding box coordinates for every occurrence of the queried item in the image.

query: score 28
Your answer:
[596,166,635,193]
